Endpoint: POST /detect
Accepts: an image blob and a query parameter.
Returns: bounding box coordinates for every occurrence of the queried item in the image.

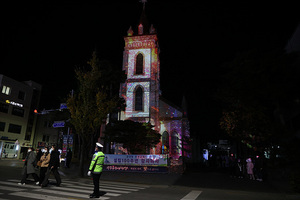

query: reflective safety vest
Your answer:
[89,151,105,174]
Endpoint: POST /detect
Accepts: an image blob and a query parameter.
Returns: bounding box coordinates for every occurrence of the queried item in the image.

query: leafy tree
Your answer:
[104,120,161,154]
[66,51,121,176]
[218,49,299,156]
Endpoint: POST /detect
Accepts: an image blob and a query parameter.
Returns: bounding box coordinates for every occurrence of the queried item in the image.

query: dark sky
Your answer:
[1,1,299,134]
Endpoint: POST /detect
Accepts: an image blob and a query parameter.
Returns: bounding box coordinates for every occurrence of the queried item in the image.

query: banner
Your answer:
[104,154,168,167]
[103,165,168,173]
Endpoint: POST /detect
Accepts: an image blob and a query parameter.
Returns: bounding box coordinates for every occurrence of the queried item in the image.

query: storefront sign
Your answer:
[62,134,73,154]
[6,100,23,107]
[104,154,168,167]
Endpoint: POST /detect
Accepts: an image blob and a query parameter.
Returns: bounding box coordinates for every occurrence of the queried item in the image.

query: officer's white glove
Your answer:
[87,171,91,176]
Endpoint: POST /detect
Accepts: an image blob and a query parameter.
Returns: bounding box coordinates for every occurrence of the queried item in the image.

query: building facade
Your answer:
[33,107,72,158]
[0,74,42,159]
[119,4,190,159]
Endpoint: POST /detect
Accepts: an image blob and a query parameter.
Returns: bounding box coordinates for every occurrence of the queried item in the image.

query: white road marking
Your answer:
[1,178,148,199]
[9,192,71,200]
[44,185,121,197]
[63,182,131,193]
[33,188,110,199]
[0,181,37,189]
[180,190,202,200]
[63,179,148,189]
[0,185,26,192]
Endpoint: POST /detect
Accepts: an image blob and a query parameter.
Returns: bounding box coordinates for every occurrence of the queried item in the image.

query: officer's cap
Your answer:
[96,142,103,148]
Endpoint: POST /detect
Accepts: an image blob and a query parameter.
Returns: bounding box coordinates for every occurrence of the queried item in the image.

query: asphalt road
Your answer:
[0,159,299,200]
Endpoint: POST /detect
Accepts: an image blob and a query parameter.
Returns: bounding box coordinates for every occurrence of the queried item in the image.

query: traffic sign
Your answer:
[52,121,65,128]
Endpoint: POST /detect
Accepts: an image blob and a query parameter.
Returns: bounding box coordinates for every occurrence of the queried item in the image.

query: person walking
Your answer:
[36,148,42,163]
[87,143,105,198]
[41,145,61,187]
[18,147,39,185]
[65,148,72,168]
[38,147,50,186]
[235,158,244,178]
[246,158,255,180]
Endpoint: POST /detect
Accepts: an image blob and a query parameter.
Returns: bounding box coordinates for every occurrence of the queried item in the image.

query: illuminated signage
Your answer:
[6,100,23,108]
[104,154,168,167]
[52,121,65,128]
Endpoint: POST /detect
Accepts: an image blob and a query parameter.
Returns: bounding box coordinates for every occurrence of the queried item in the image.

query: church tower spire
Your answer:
[120,0,160,130]
[138,0,149,35]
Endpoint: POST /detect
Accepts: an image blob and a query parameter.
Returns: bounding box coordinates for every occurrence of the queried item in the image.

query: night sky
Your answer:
[2,1,299,135]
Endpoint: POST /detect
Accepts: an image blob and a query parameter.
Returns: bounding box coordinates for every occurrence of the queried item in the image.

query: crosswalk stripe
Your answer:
[101,183,146,190]
[1,179,148,200]
[100,185,139,192]
[9,191,72,200]
[180,190,202,200]
[63,180,140,191]
[33,188,110,199]
[44,185,121,197]
[100,180,150,188]
[63,183,131,194]
[0,185,26,192]
[0,181,37,189]
[63,179,149,189]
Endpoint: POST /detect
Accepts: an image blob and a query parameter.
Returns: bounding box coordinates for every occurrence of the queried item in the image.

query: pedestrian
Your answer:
[229,154,236,177]
[246,158,255,180]
[36,148,42,163]
[254,156,264,181]
[38,147,50,186]
[41,145,61,187]
[235,158,244,178]
[18,147,39,185]
[65,148,72,168]
[87,143,105,198]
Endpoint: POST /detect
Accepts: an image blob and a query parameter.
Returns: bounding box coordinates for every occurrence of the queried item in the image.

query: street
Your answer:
[0,178,290,200]
[0,159,299,200]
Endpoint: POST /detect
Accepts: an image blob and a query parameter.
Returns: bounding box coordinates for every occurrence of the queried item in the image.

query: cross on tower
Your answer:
[140,0,147,8]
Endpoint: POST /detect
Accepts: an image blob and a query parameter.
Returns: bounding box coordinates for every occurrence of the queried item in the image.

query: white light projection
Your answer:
[127,49,151,79]
[125,82,150,118]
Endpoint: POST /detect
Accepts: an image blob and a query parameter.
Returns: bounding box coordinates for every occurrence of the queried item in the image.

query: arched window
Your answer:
[135,86,143,111]
[162,131,169,154]
[135,53,144,75]
[171,131,179,149]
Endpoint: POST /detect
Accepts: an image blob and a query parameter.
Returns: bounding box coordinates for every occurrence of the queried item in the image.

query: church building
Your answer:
[119,2,191,159]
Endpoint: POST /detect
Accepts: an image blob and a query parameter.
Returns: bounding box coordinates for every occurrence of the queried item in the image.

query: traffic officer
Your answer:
[88,143,105,198]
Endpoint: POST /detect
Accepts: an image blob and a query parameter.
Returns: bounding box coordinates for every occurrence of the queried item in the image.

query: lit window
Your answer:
[2,86,11,95]
[135,53,144,75]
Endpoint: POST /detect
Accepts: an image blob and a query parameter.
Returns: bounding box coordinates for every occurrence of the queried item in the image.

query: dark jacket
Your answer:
[49,150,60,169]
[25,151,37,174]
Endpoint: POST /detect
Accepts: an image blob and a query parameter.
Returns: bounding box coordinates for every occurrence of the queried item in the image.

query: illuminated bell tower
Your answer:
[120,2,160,134]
